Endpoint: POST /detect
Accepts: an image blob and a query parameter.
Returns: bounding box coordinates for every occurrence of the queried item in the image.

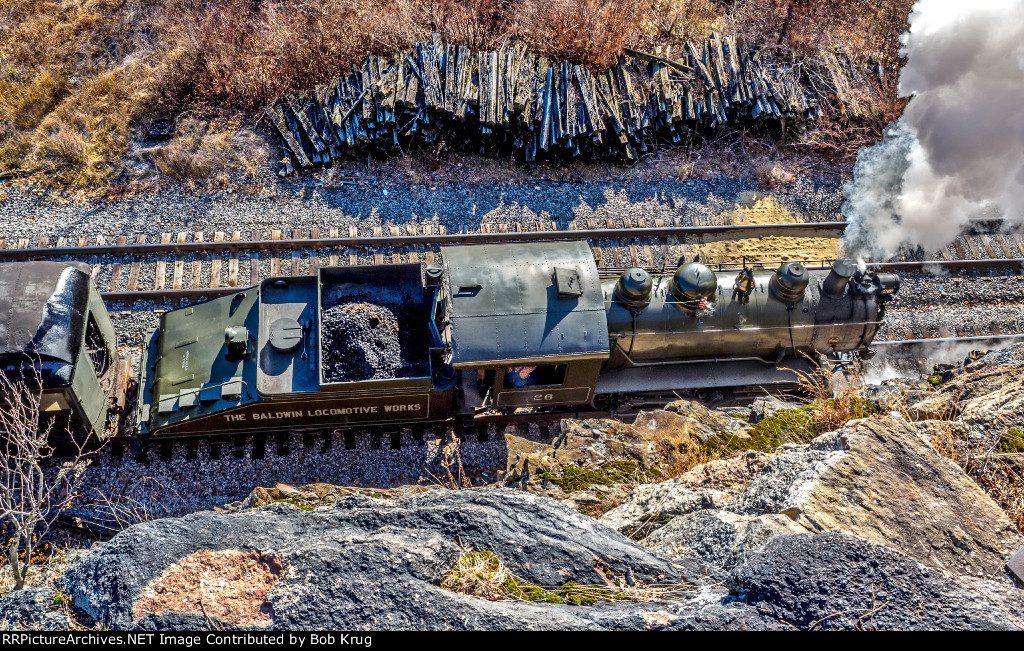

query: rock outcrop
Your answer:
[604,415,1023,577]
[60,489,753,630]
[911,362,1024,430]
[598,451,771,538]
[0,587,71,631]
[504,401,748,513]
[730,532,1024,630]
[15,485,1019,631]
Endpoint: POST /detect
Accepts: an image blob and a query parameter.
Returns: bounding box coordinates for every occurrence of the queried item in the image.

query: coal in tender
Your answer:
[321,302,429,383]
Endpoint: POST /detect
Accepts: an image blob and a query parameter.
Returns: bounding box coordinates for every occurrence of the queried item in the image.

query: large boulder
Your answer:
[59,488,779,631]
[0,587,71,631]
[637,431,845,568]
[606,415,1023,577]
[599,451,771,537]
[787,416,1021,577]
[730,532,1024,630]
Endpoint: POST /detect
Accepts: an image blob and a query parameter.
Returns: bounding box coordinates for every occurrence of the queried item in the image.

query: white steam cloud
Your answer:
[841,0,1024,259]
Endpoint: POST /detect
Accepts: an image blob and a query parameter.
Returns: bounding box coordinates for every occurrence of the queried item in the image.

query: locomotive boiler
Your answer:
[594,257,899,402]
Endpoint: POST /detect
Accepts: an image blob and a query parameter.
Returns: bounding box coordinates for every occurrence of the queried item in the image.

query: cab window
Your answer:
[504,364,566,388]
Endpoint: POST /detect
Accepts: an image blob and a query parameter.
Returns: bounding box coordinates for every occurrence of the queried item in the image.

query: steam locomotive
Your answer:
[0,241,899,442]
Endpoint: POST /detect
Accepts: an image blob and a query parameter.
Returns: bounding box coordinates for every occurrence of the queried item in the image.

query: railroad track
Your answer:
[867,333,1024,377]
[3,219,1023,302]
[64,331,1021,500]
[0,221,845,299]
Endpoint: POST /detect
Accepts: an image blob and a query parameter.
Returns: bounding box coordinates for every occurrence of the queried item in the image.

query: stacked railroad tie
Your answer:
[268,33,822,172]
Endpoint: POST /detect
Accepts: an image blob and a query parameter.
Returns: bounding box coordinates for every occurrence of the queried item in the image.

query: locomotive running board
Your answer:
[594,357,819,395]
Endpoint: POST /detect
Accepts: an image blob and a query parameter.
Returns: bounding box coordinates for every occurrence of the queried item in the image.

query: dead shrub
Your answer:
[402,0,517,51]
[754,160,797,189]
[635,0,720,49]
[143,119,236,180]
[425,430,473,489]
[0,360,88,591]
[518,0,648,68]
[162,0,383,110]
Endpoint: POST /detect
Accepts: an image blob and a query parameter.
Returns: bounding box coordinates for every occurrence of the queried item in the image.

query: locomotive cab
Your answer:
[439,241,609,412]
[0,261,118,442]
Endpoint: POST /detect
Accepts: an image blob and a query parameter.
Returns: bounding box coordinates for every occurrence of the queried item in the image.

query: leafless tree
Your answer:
[0,360,87,590]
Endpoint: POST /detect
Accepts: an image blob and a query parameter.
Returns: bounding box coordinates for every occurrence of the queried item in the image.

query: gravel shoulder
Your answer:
[0,173,846,243]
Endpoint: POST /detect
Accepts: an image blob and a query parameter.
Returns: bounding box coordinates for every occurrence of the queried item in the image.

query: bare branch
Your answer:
[0,355,90,591]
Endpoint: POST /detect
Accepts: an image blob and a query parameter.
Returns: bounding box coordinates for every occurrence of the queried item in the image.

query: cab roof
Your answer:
[440,241,610,368]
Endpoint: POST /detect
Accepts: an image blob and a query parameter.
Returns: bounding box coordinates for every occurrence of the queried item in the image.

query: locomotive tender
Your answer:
[0,241,899,442]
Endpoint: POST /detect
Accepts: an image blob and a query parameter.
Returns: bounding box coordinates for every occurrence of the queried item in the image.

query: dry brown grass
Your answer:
[754,159,797,189]
[517,0,649,68]
[440,549,516,600]
[140,118,261,182]
[0,0,914,185]
[974,460,1024,535]
[795,362,860,433]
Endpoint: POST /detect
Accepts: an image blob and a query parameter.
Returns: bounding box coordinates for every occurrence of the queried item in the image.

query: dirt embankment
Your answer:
[672,193,842,265]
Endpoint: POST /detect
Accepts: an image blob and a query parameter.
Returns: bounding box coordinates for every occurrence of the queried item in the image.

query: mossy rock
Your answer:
[703,398,878,456]
[447,551,628,606]
[540,460,646,492]
[999,427,1024,454]
[704,405,817,455]
[271,498,316,511]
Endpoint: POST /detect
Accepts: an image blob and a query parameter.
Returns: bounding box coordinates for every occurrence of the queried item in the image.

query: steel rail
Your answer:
[0,222,847,261]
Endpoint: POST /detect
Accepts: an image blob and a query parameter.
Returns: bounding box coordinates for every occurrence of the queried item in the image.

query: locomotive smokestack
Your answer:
[822,259,858,298]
